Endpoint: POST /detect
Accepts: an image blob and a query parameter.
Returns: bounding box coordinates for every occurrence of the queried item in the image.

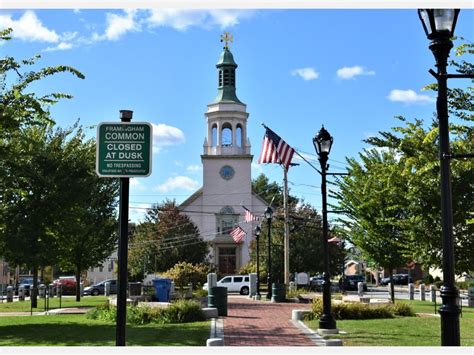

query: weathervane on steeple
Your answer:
[220,32,233,50]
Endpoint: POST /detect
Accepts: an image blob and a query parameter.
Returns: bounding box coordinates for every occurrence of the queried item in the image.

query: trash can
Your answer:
[208,286,228,316]
[271,283,286,303]
[129,282,142,296]
[152,278,172,302]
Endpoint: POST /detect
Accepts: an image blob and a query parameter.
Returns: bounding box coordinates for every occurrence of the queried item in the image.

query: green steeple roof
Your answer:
[212,47,243,104]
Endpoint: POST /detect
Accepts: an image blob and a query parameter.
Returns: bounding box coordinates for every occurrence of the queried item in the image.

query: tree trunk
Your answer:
[31,265,38,308]
[389,270,395,304]
[75,263,81,302]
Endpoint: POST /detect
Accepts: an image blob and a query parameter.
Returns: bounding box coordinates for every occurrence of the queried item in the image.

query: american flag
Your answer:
[230,226,246,243]
[242,206,259,223]
[258,125,295,171]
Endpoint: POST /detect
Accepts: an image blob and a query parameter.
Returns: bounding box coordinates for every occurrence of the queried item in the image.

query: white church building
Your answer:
[180,40,268,275]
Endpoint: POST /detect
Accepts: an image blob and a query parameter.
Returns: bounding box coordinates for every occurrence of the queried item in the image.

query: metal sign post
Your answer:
[96,110,152,346]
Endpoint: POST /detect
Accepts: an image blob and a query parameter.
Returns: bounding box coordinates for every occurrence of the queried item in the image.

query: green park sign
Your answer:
[96,122,152,177]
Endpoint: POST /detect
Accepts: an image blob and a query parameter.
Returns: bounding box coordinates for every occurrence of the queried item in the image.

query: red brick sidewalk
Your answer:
[223,296,315,346]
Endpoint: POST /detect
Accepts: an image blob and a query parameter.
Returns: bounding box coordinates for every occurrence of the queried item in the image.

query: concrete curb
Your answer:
[291,319,343,347]
[207,317,224,346]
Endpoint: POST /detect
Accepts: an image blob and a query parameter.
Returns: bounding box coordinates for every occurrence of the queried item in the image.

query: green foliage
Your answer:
[161,262,213,289]
[128,200,209,278]
[86,303,117,322]
[307,298,414,321]
[251,175,346,279]
[87,300,204,325]
[238,261,257,275]
[389,302,416,317]
[0,28,84,136]
[155,300,204,324]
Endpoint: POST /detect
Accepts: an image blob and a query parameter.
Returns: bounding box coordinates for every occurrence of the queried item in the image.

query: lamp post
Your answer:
[255,225,262,300]
[264,207,273,300]
[418,8,461,346]
[313,125,336,330]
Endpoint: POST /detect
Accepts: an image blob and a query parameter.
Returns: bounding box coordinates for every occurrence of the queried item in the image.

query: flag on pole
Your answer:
[242,205,259,223]
[258,125,295,171]
[230,226,246,243]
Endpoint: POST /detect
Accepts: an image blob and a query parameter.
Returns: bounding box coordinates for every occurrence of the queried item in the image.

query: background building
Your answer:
[180,41,267,275]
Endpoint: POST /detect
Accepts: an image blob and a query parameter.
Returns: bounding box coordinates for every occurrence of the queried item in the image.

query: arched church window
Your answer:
[220,206,235,214]
[211,124,217,147]
[221,123,232,146]
[236,124,243,147]
[217,206,238,235]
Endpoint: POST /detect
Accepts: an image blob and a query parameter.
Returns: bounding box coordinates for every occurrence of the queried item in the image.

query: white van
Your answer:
[203,275,250,295]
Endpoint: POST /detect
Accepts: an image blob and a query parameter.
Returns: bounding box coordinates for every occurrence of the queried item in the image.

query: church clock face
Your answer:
[219,165,235,180]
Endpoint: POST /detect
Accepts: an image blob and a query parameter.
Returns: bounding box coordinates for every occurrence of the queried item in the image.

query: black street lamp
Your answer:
[264,206,273,300]
[255,225,262,300]
[418,8,462,346]
[313,125,336,330]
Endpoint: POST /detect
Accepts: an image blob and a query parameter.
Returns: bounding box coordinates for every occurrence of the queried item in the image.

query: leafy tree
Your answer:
[128,200,209,279]
[0,28,84,136]
[53,127,119,302]
[250,176,345,283]
[252,173,299,209]
[333,149,412,302]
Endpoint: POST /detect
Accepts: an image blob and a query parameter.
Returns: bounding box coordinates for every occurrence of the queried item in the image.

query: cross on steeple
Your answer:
[220,32,233,50]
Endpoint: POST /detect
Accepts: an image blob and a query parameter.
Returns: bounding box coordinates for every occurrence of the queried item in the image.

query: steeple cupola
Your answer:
[212,32,242,104]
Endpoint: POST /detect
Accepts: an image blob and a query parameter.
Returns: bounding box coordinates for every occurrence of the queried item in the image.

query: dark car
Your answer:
[380,274,413,286]
[310,275,325,291]
[83,279,117,296]
[340,274,367,291]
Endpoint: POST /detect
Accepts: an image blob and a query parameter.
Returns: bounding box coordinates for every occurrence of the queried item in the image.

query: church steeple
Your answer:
[212,32,243,104]
[204,33,250,157]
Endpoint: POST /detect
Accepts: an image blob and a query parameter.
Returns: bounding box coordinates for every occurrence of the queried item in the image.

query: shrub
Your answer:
[155,299,204,324]
[389,302,415,317]
[424,274,434,285]
[239,262,256,275]
[87,300,204,325]
[162,262,213,290]
[193,289,208,298]
[307,298,416,320]
[86,302,116,322]
[434,280,443,289]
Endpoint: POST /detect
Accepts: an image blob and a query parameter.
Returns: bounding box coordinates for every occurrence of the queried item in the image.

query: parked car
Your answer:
[52,276,77,295]
[203,275,250,295]
[380,274,413,286]
[16,277,42,296]
[83,279,117,296]
[340,274,368,291]
[309,275,325,291]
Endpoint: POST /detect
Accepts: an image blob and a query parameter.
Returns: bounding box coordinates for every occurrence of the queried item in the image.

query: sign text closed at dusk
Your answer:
[96,122,152,177]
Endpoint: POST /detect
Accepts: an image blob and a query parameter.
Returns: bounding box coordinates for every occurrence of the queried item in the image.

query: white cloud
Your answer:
[130,178,146,191]
[100,9,140,41]
[291,67,319,81]
[186,165,202,172]
[155,176,199,192]
[336,66,375,80]
[387,89,435,104]
[147,9,254,31]
[0,11,59,43]
[152,123,185,154]
[44,42,73,52]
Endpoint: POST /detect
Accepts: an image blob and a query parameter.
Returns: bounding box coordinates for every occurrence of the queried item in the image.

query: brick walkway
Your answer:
[223,296,314,346]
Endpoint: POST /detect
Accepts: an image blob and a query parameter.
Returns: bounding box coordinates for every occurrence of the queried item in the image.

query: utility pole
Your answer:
[283,167,290,286]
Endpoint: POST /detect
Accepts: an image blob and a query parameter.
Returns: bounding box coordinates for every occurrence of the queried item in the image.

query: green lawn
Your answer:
[0,296,109,312]
[305,300,474,346]
[0,314,210,346]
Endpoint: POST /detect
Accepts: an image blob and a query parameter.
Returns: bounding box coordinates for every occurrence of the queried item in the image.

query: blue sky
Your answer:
[1,9,473,223]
